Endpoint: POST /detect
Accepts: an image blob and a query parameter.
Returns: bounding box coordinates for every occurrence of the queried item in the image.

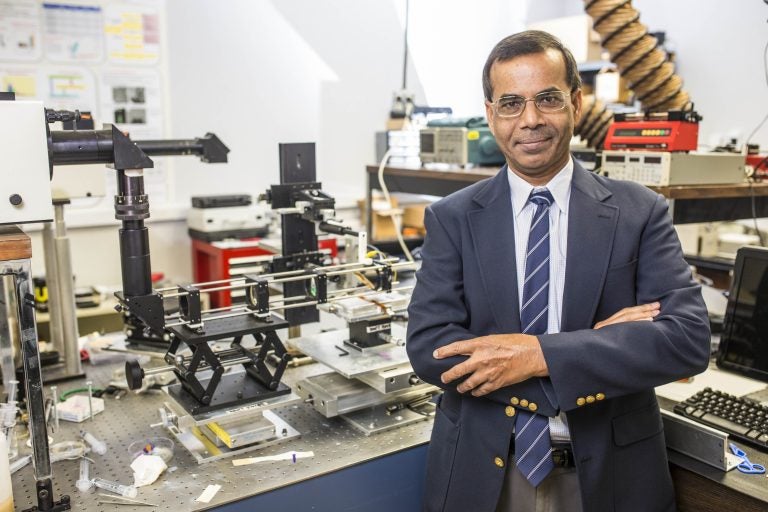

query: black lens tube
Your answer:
[115,170,152,297]
[48,129,114,166]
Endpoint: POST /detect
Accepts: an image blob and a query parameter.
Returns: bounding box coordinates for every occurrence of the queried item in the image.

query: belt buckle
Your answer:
[551,447,573,467]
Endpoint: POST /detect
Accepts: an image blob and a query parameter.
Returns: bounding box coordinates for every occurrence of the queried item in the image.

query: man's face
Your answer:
[485,49,582,185]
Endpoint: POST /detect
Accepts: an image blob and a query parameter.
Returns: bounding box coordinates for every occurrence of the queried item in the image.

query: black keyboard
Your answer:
[673,387,768,450]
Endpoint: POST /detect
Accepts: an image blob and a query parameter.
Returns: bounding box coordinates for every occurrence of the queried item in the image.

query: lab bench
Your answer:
[11,358,432,512]
[11,358,768,511]
[364,164,768,246]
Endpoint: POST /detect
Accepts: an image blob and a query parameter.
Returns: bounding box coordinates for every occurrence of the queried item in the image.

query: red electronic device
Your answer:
[603,110,701,152]
[747,153,768,179]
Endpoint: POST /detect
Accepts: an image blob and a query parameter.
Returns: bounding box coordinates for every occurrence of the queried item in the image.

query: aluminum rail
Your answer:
[164,285,414,329]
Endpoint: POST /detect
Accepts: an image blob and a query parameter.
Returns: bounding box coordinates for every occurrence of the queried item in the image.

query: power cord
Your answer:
[376,148,415,262]
[743,20,768,150]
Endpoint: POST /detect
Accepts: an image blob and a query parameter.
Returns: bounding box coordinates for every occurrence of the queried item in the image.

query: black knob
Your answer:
[9,194,22,206]
[125,360,145,390]
[45,108,80,124]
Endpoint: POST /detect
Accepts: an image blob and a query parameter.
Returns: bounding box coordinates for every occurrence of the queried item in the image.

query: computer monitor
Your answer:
[716,246,768,382]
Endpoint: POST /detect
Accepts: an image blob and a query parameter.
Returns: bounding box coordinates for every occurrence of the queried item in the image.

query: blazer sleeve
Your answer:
[538,193,711,412]
[407,204,559,416]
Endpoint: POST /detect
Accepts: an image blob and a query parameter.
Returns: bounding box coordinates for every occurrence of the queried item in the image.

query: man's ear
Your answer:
[485,100,495,136]
[571,89,583,125]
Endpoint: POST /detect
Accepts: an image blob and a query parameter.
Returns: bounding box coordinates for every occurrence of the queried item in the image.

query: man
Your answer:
[406,30,710,512]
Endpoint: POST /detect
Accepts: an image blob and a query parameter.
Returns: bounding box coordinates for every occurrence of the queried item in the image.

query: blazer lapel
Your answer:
[468,168,522,333]
[561,163,619,331]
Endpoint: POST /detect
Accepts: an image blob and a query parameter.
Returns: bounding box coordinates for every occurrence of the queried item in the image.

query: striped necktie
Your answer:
[514,188,555,487]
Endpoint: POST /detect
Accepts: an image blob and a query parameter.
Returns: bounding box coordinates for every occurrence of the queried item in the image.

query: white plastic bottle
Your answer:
[0,433,14,512]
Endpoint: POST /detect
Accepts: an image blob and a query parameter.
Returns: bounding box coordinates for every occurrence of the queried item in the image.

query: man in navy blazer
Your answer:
[406,31,710,512]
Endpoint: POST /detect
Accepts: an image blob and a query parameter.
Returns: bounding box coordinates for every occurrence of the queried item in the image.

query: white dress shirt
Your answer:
[507,157,573,442]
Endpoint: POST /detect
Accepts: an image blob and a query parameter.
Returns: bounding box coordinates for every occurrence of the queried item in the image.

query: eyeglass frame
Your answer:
[486,89,575,118]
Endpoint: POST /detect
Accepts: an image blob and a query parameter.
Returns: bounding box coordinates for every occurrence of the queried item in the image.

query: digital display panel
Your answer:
[717,248,768,382]
[613,128,672,137]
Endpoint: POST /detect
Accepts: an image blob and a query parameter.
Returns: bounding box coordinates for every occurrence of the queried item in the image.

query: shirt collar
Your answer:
[507,156,573,217]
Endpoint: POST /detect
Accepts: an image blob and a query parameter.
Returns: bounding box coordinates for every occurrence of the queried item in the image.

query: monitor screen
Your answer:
[716,246,768,382]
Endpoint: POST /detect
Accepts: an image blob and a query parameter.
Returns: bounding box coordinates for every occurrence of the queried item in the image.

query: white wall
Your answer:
[163,0,520,204]
[633,0,768,149]
[404,1,525,116]
[50,0,768,288]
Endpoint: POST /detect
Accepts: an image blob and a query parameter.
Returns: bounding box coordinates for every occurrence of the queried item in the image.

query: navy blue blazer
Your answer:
[406,161,710,512]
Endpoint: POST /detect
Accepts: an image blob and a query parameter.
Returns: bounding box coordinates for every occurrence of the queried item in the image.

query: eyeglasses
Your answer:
[489,90,569,118]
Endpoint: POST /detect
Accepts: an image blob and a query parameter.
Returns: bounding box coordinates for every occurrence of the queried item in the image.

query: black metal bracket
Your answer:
[314,271,328,303]
[245,276,270,314]
[169,338,224,405]
[21,479,70,512]
[347,315,392,350]
[233,330,289,391]
[179,285,203,332]
[377,264,393,292]
[115,291,165,332]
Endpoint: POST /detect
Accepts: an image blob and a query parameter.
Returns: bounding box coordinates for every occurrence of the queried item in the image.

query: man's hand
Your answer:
[593,302,660,329]
[434,303,661,397]
[435,334,546,397]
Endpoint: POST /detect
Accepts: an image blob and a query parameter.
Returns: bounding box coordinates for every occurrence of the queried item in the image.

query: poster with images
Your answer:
[104,3,160,65]
[1,65,97,116]
[0,1,171,214]
[43,3,105,63]
[41,66,98,115]
[99,67,162,136]
[0,66,41,98]
[0,0,42,62]
[99,67,166,202]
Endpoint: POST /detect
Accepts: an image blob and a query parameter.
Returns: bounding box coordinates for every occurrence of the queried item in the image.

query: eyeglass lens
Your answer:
[495,91,567,117]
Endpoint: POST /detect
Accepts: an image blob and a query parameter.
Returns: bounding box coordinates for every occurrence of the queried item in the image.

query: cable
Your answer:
[743,37,768,149]
[376,148,414,262]
[744,5,768,243]
[59,387,103,402]
[353,271,376,289]
[755,154,768,174]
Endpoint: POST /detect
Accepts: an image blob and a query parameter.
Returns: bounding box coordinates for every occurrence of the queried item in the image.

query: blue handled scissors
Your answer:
[729,443,766,474]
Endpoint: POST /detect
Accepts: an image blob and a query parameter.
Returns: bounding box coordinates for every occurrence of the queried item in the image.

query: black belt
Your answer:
[509,442,576,468]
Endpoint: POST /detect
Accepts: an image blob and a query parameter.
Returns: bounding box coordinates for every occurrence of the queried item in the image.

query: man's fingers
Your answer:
[470,381,499,397]
[611,307,659,323]
[594,302,660,329]
[441,359,477,385]
[456,370,489,394]
[433,339,478,359]
[612,303,660,320]
[456,377,478,394]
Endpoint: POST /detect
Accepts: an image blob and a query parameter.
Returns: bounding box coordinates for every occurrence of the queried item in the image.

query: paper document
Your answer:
[656,367,767,402]
[232,450,315,467]
[195,484,222,504]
